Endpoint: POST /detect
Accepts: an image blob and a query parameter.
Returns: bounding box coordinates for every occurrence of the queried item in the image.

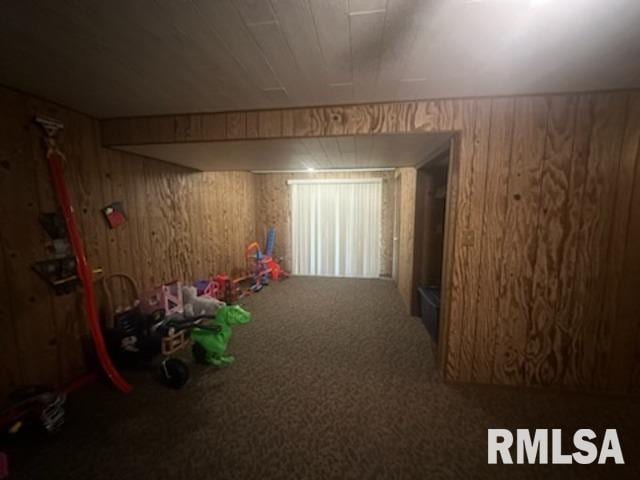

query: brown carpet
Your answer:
[11,277,640,479]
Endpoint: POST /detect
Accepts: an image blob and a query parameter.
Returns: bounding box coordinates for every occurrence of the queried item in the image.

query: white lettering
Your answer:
[516,429,548,464]
[598,429,624,464]
[572,429,598,464]
[551,429,572,464]
[488,428,623,465]
[488,429,513,464]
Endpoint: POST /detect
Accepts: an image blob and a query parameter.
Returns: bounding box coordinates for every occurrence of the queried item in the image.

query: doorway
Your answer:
[411,148,451,343]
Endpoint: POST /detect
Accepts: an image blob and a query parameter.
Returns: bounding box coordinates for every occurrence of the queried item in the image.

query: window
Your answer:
[289,178,382,277]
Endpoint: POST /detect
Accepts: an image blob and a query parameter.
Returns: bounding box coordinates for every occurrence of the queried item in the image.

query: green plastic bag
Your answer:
[191,306,251,366]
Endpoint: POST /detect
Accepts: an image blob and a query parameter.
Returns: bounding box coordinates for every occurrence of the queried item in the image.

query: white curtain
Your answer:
[290,179,381,277]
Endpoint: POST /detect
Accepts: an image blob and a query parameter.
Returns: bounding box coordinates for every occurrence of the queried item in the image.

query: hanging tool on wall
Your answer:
[35,116,132,394]
[32,212,103,295]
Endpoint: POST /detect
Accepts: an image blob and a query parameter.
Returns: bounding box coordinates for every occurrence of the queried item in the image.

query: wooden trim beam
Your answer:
[100,99,463,145]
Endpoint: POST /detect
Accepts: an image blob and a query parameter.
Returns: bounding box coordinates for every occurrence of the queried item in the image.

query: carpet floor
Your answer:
[11,277,640,479]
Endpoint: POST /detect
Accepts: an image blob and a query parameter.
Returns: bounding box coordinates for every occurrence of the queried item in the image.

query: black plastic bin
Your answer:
[418,286,440,343]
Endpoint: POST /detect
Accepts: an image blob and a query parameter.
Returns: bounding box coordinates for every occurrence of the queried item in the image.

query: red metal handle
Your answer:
[46,149,132,394]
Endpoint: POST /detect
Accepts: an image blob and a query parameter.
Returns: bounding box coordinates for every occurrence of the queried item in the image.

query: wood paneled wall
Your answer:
[0,87,255,396]
[102,90,640,394]
[254,171,395,276]
[2,87,638,394]
[395,168,417,309]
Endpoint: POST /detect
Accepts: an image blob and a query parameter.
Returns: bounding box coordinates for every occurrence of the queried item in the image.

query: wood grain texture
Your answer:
[28,98,87,383]
[470,98,515,383]
[526,95,579,387]
[0,89,60,388]
[591,92,638,391]
[611,93,640,393]
[542,95,596,389]
[570,93,628,390]
[396,167,417,309]
[0,89,25,393]
[4,1,640,119]
[493,96,550,386]
[0,86,256,396]
[628,131,640,393]
[102,89,640,394]
[6,87,640,395]
[448,99,492,382]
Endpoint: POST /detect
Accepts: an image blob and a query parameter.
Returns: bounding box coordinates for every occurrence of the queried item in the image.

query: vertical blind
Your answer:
[289,179,382,277]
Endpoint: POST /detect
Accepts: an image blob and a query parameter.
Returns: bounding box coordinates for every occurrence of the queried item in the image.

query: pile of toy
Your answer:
[234,228,289,295]
[103,277,251,389]
[0,386,66,442]
[101,231,288,389]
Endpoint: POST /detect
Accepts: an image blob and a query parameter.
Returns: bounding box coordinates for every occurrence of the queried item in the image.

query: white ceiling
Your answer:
[116,133,452,171]
[1,0,639,118]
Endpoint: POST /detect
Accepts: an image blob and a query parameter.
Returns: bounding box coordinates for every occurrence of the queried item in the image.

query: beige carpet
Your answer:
[12,277,640,479]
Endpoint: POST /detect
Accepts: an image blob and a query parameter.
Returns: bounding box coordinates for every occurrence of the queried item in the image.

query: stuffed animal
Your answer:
[182,285,225,318]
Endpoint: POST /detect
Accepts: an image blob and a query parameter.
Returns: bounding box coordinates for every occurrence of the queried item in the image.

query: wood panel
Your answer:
[609,93,640,392]
[493,97,550,386]
[6,87,640,395]
[0,89,59,387]
[554,95,595,389]
[28,98,88,383]
[628,129,640,392]
[526,95,579,387]
[446,99,491,381]
[470,98,515,383]
[573,92,629,390]
[254,171,395,277]
[396,167,417,309]
[4,2,640,118]
[100,89,640,394]
[0,86,256,397]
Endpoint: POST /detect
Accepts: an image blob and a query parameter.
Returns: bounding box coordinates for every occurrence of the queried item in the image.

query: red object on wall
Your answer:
[41,121,132,395]
[102,201,127,229]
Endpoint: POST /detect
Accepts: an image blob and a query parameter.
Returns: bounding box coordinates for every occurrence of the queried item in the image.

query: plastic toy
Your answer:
[203,279,220,298]
[104,278,239,389]
[100,272,140,329]
[36,116,131,394]
[211,274,240,304]
[159,358,190,389]
[243,238,289,292]
[245,241,270,288]
[0,386,66,440]
[139,280,183,316]
[265,227,276,257]
[194,278,220,298]
[264,227,288,281]
[190,305,251,366]
[158,306,248,386]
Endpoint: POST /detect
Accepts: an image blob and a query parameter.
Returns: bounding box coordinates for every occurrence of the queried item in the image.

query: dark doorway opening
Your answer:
[411,149,451,344]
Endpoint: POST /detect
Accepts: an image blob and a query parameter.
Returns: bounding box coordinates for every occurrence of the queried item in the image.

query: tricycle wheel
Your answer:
[159,358,189,389]
[192,342,208,364]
